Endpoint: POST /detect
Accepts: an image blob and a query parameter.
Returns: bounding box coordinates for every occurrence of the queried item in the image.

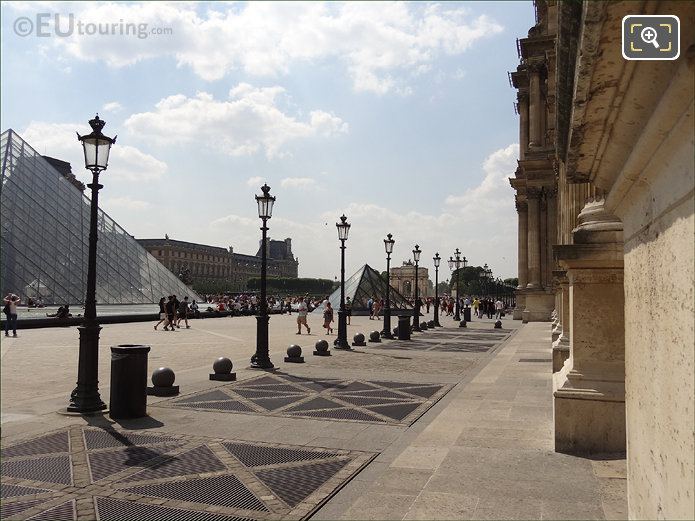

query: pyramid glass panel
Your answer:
[314,264,412,315]
[0,129,199,304]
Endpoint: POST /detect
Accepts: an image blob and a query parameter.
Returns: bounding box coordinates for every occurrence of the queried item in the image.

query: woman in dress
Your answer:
[323,301,334,334]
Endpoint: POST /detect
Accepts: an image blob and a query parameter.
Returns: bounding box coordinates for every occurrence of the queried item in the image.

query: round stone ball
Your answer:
[494,320,503,328]
[213,357,233,374]
[353,333,366,343]
[393,327,399,336]
[151,367,175,387]
[369,331,381,342]
[287,344,302,357]
[315,339,329,352]
[420,322,428,330]
[428,320,435,328]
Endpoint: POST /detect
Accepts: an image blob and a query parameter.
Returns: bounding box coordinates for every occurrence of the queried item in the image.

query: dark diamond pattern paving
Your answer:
[174,389,232,404]
[121,474,269,511]
[1,483,52,499]
[366,402,423,421]
[161,374,450,426]
[1,431,69,458]
[121,445,226,482]
[255,459,350,507]
[2,454,72,485]
[1,426,373,521]
[223,442,339,467]
[28,500,76,521]
[83,429,177,450]
[95,497,255,521]
[88,443,181,482]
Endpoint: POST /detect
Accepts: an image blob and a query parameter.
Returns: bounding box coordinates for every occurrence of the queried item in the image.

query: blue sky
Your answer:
[1,1,533,281]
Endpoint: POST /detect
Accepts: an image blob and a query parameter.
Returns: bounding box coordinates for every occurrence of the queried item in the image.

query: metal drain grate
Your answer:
[366,402,422,421]
[2,431,69,458]
[88,443,180,482]
[83,429,177,450]
[518,358,551,362]
[121,474,268,511]
[283,397,344,412]
[289,407,386,422]
[222,442,339,468]
[250,396,304,411]
[249,383,307,393]
[255,458,350,507]
[2,454,73,485]
[28,499,76,521]
[233,388,295,399]
[400,386,443,399]
[1,483,52,499]
[334,389,412,400]
[174,390,232,404]
[121,445,226,482]
[334,381,379,392]
[369,381,421,389]
[95,497,254,521]
[179,400,254,412]
[334,395,408,407]
[0,499,44,519]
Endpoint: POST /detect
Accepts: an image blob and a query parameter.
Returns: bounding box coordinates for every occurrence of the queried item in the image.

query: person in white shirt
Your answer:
[3,293,19,337]
[296,298,311,335]
[495,299,504,319]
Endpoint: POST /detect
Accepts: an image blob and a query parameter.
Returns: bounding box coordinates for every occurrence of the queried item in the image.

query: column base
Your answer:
[551,336,569,373]
[553,365,626,453]
[522,290,554,322]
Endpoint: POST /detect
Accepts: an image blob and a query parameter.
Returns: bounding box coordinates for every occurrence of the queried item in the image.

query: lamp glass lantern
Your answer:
[448,257,455,270]
[336,214,350,240]
[384,233,395,254]
[256,183,276,219]
[413,244,421,263]
[77,114,116,171]
[433,253,441,268]
[462,256,468,268]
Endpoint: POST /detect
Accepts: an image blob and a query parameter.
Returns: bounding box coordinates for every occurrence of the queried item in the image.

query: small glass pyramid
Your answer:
[315,264,413,315]
[0,129,200,304]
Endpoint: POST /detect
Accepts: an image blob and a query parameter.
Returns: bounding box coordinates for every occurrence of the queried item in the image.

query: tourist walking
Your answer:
[345,296,352,325]
[367,297,374,319]
[164,296,176,331]
[296,297,311,334]
[473,297,480,318]
[178,296,191,328]
[495,298,504,319]
[172,295,180,328]
[154,297,167,330]
[3,293,19,337]
[373,298,382,320]
[323,301,334,334]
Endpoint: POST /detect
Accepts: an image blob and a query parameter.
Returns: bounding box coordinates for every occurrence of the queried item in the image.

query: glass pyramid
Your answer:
[315,264,413,315]
[0,129,199,305]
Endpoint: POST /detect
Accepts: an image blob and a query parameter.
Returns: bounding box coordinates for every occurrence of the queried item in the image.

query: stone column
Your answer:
[546,187,558,289]
[526,190,541,289]
[552,270,570,373]
[518,92,529,160]
[553,197,625,453]
[528,66,542,147]
[514,200,528,320]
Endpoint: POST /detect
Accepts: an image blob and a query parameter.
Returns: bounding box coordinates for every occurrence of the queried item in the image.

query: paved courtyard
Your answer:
[1,312,626,520]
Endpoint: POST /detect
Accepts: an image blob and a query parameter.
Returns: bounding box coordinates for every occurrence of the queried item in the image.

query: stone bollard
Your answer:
[420,322,428,331]
[494,320,502,329]
[397,316,411,340]
[313,339,331,356]
[352,333,367,347]
[285,345,305,363]
[368,331,381,343]
[427,320,435,328]
[210,357,236,381]
[147,367,179,396]
[459,320,467,328]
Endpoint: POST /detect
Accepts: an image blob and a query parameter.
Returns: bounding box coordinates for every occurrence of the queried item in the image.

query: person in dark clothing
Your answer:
[164,296,176,331]
[178,296,190,329]
[154,297,167,330]
[172,295,180,328]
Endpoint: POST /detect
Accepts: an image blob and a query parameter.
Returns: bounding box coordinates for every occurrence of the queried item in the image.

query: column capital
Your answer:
[526,58,545,73]
[515,199,528,212]
[527,187,542,199]
[517,90,529,102]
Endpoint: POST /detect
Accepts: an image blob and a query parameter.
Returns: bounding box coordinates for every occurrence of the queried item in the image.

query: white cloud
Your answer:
[280,177,317,189]
[124,85,348,158]
[102,101,123,113]
[20,121,167,183]
[21,1,503,94]
[246,176,265,187]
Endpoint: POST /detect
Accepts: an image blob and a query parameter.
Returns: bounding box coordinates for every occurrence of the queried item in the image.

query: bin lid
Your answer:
[111,344,151,354]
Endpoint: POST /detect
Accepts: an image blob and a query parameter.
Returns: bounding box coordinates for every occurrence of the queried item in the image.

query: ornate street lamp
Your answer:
[66,115,116,413]
[412,245,422,331]
[483,263,490,296]
[382,233,395,339]
[453,249,462,321]
[335,215,351,349]
[433,253,441,327]
[250,183,276,369]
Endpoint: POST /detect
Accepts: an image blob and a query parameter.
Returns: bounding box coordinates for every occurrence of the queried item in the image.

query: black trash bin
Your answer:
[463,307,472,322]
[109,344,151,420]
[397,316,411,341]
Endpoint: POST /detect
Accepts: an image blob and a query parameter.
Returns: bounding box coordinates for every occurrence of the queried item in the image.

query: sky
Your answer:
[1,1,533,282]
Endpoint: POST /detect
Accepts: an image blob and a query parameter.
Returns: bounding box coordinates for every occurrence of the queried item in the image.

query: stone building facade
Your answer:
[137,236,299,292]
[389,260,429,297]
[508,1,693,518]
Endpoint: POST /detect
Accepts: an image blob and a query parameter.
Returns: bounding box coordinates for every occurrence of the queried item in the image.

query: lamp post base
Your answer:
[382,311,393,338]
[335,309,351,349]
[251,315,274,369]
[66,324,106,414]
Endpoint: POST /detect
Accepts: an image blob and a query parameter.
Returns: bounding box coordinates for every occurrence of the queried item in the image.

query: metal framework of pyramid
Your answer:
[0,129,199,305]
[315,264,413,316]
